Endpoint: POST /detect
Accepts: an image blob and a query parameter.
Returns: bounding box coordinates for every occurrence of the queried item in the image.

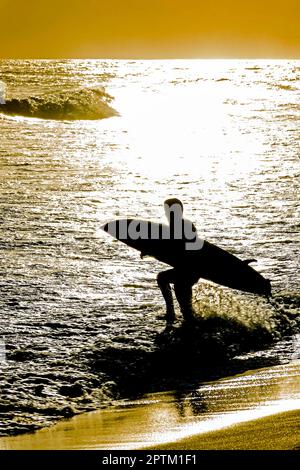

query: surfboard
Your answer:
[101,218,271,297]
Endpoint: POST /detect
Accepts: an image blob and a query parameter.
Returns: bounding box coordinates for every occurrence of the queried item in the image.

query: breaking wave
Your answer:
[0,86,118,120]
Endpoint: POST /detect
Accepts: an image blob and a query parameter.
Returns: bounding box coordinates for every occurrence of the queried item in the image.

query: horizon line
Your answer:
[0,57,299,61]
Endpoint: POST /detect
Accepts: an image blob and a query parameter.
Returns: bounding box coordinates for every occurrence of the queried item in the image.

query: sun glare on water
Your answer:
[109,60,269,185]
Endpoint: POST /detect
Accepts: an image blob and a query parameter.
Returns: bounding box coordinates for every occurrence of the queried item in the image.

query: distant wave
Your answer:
[215,77,230,82]
[0,87,118,120]
[276,83,297,91]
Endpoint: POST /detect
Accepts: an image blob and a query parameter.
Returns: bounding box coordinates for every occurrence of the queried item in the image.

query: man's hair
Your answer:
[164,198,183,211]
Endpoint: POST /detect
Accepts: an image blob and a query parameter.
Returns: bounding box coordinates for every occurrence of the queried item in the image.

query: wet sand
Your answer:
[0,361,299,450]
[149,410,300,450]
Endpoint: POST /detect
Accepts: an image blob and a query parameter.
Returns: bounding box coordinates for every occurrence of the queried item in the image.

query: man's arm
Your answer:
[183,219,204,250]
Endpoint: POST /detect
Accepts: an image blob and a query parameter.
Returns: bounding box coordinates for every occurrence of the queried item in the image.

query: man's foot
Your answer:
[156,312,176,324]
[181,311,198,325]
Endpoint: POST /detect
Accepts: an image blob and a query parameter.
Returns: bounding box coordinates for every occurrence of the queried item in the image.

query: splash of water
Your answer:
[193,283,279,333]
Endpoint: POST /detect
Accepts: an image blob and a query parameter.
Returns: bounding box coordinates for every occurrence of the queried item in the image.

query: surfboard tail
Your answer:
[253,277,271,297]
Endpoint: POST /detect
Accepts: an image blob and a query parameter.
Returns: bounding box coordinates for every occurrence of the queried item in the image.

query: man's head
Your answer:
[164,198,183,223]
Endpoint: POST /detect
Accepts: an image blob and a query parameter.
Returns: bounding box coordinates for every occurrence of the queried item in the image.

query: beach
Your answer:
[1,411,299,451]
[0,360,299,450]
[152,410,300,450]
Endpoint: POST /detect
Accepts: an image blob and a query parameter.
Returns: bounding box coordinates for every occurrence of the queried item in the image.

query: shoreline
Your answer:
[145,409,300,450]
[1,402,299,451]
[0,361,299,450]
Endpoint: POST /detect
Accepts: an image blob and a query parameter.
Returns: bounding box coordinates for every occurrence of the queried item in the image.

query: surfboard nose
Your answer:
[100,220,124,239]
[100,222,109,232]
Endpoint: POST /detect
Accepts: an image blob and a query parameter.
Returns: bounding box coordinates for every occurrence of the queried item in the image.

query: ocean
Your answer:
[0,59,299,437]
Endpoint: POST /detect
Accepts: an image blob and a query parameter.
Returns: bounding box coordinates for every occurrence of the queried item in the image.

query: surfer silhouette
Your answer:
[101,199,272,326]
[142,198,203,325]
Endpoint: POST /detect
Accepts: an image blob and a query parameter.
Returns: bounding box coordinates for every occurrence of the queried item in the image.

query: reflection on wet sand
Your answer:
[0,361,299,450]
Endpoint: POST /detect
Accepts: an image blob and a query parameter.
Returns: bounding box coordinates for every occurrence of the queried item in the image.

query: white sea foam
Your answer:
[0,81,6,104]
[0,337,7,364]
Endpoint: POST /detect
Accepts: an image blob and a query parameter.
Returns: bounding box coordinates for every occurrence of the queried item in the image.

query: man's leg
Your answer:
[157,269,176,324]
[174,278,195,322]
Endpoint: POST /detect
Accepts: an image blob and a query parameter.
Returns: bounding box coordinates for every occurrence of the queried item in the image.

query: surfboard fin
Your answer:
[244,259,257,264]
